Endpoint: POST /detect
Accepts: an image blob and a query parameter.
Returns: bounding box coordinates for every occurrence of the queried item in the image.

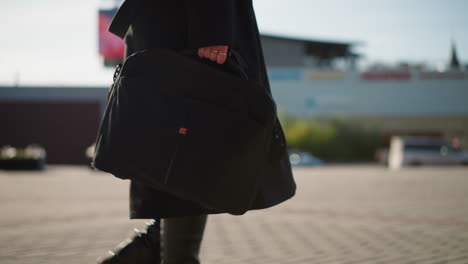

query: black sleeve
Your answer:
[184,0,235,49]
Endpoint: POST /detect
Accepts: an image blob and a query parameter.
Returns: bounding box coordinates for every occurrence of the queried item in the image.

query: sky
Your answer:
[1,0,467,86]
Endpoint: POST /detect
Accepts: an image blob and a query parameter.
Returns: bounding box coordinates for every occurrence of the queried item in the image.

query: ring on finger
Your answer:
[210,52,218,60]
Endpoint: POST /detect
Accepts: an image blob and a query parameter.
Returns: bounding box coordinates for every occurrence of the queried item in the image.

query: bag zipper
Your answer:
[108,63,122,101]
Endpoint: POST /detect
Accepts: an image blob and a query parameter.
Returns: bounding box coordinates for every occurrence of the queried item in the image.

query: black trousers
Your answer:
[159,215,207,264]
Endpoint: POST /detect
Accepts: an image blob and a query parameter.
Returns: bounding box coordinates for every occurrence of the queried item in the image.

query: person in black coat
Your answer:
[97,0,296,263]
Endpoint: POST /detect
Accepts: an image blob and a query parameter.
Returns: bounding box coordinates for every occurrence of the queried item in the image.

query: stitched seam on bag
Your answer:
[163,138,181,184]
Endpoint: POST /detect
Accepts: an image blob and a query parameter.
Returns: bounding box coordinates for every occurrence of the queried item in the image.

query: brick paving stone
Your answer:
[1,165,468,263]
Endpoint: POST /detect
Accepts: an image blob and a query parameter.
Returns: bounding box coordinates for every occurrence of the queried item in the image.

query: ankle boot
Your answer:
[97,219,162,264]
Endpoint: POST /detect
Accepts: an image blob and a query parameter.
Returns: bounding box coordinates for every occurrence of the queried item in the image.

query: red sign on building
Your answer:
[361,71,412,81]
[98,8,125,67]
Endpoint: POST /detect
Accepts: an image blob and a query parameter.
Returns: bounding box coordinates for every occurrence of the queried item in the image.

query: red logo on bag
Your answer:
[178,127,188,135]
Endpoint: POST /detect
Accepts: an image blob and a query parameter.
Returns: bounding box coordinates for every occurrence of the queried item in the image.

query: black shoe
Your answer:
[97,219,161,264]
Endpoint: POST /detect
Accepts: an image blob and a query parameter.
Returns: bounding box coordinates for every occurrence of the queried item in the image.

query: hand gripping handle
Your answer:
[178,47,249,80]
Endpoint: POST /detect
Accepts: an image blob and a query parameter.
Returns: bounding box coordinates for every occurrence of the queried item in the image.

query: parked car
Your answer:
[288,149,323,167]
[0,144,47,170]
[375,136,468,166]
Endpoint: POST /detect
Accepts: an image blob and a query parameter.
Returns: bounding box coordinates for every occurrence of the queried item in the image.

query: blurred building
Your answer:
[260,33,468,146]
[1,33,467,164]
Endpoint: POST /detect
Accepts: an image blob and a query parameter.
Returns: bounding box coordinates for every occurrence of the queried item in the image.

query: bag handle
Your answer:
[178,47,249,81]
[109,47,250,100]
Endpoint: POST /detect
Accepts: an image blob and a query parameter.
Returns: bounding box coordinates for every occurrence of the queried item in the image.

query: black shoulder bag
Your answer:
[91,47,277,215]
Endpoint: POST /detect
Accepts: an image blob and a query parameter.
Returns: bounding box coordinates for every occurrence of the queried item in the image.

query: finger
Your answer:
[216,46,229,64]
[198,47,204,57]
[210,49,218,61]
[216,53,227,64]
[202,47,212,59]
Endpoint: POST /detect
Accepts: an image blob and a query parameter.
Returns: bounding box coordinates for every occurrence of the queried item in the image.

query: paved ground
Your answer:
[0,165,467,264]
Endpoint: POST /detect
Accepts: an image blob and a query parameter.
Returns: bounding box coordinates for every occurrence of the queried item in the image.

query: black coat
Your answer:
[108,0,296,219]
